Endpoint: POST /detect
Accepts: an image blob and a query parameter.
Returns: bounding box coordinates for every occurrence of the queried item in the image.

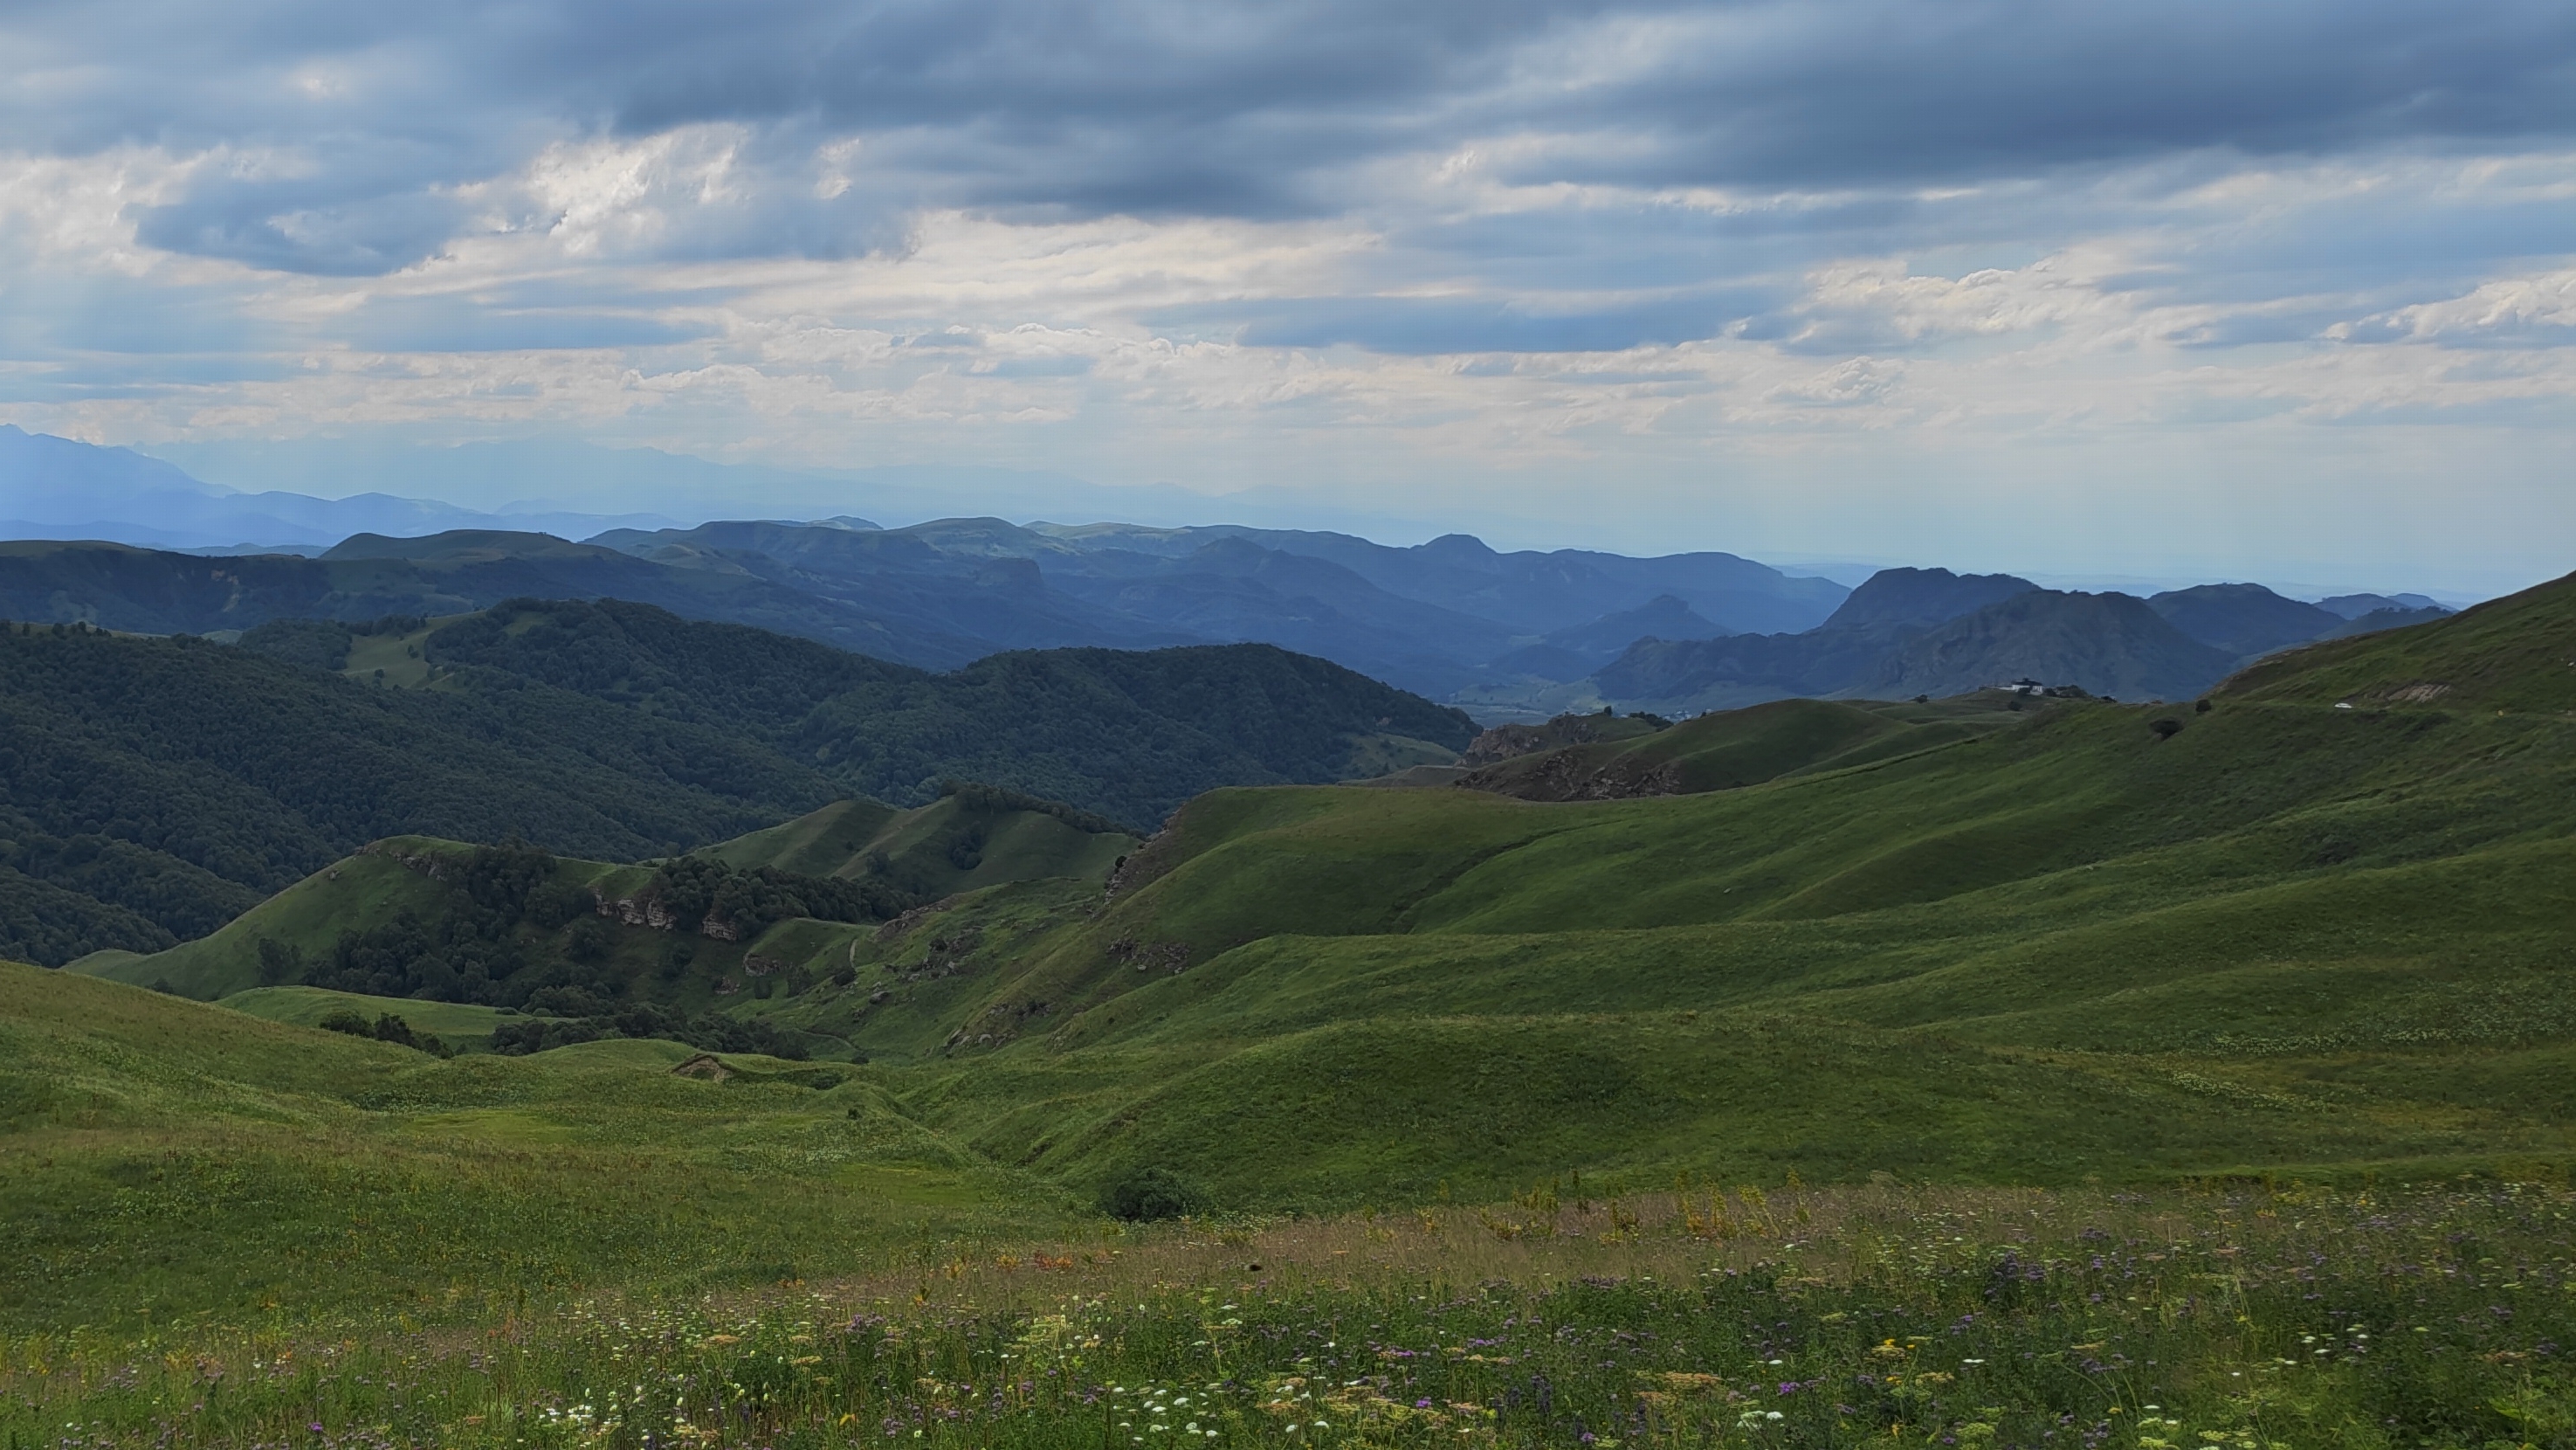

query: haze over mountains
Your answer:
[0,428,2458,721]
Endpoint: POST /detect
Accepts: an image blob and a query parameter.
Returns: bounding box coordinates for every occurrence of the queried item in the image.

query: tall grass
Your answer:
[8,1178,2569,1448]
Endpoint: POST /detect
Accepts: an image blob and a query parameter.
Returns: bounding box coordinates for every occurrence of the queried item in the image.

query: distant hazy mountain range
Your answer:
[0,426,2452,715]
[1588,567,2452,713]
[0,425,678,548]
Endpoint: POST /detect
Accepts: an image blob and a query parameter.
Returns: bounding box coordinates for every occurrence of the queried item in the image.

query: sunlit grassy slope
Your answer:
[0,958,1060,1332]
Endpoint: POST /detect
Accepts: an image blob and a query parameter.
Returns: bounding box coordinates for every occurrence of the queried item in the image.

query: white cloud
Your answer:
[1764,356,1904,408]
[2334,267,2576,343]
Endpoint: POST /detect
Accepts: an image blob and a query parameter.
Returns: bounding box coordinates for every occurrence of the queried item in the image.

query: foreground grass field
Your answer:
[5,1176,2570,1448]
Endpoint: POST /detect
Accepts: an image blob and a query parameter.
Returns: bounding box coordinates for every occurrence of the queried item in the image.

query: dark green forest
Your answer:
[0,604,1471,965]
[296,841,903,1018]
[419,598,1473,819]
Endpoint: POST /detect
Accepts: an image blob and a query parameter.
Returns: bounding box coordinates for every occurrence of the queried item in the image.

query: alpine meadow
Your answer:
[7,0,2576,1445]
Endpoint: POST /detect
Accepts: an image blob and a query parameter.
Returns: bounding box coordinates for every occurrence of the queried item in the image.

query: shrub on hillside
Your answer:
[1099,1165,1205,1222]
[490,1001,809,1060]
[315,1007,452,1057]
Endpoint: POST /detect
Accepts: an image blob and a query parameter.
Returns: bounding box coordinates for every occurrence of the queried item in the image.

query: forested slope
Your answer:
[416,598,1474,822]
[0,622,834,963]
[1,604,1471,963]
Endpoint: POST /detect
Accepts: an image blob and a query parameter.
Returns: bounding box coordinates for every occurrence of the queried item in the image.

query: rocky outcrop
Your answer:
[1458,711,1667,766]
[589,887,741,939]
[1458,751,1684,802]
[594,887,679,931]
[1105,936,1191,974]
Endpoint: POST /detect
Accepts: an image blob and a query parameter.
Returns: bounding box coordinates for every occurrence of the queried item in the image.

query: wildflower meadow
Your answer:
[6,1177,2571,1449]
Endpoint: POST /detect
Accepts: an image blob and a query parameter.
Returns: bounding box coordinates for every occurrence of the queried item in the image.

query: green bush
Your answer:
[315,1007,372,1037]
[1099,1165,1204,1221]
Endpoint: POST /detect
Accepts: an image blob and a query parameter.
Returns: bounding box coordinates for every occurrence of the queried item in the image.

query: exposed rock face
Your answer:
[874,902,940,943]
[586,887,740,938]
[594,888,678,931]
[1459,713,1650,765]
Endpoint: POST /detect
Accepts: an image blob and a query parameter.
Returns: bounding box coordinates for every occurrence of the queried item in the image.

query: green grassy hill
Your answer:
[1459,694,2026,799]
[70,841,827,1021]
[0,958,1050,1332]
[711,784,1137,897]
[2221,566,2576,712]
[79,783,1135,1062]
[219,984,519,1051]
[775,572,2575,1205]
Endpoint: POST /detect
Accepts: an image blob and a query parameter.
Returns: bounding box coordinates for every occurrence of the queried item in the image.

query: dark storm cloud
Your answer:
[1530,1,2576,190]
[6,0,2574,274]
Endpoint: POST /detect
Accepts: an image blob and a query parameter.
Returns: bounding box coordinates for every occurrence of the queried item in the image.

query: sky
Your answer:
[2,0,2573,596]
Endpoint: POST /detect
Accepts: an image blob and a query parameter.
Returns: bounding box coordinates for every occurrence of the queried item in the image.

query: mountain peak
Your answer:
[1821,567,2040,633]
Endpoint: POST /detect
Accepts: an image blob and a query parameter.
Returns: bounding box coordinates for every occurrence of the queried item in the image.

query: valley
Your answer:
[45,568,2576,1213]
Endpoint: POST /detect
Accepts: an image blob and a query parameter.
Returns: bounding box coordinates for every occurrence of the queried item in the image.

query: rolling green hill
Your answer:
[2220,566,2576,712]
[710,784,1137,897]
[746,570,2575,1205]
[0,957,1050,1331]
[83,784,1129,1012]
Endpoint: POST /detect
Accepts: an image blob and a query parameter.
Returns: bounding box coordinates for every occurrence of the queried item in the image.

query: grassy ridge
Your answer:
[88,777,1139,1007]
[716,793,1137,897]
[2221,566,2576,711]
[1459,694,2023,799]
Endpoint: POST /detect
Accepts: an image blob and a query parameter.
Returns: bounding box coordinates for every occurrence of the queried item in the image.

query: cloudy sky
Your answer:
[3,0,2573,591]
